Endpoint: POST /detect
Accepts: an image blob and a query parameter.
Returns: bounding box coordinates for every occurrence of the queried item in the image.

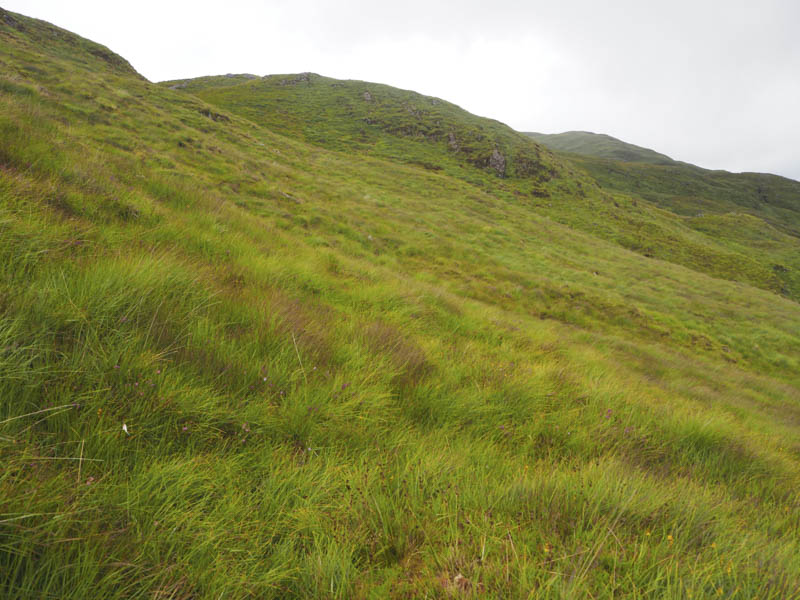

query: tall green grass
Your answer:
[1,8,799,598]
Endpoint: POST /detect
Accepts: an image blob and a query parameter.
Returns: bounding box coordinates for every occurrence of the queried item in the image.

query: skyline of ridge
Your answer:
[3,0,798,182]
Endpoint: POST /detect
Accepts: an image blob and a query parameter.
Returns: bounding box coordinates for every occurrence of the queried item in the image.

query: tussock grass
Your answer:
[1,8,799,598]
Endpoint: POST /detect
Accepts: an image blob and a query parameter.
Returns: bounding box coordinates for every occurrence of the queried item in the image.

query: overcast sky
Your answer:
[6,0,800,180]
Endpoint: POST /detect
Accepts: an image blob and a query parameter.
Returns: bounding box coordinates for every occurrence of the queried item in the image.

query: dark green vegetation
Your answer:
[527,132,800,300]
[2,8,800,599]
[525,131,679,166]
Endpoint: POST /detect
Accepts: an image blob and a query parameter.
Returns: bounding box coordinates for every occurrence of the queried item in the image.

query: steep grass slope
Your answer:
[163,73,558,186]
[168,74,800,302]
[545,148,800,299]
[2,8,800,599]
[525,131,679,166]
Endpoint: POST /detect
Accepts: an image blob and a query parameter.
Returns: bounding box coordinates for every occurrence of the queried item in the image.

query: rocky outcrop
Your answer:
[278,73,312,86]
[1,9,23,31]
[448,132,459,151]
[489,147,506,177]
[198,108,230,123]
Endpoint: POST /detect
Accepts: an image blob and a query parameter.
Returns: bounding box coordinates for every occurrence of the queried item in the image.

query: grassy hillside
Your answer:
[569,153,800,231]
[525,131,679,166]
[162,72,559,186]
[523,130,800,239]
[552,153,800,298]
[169,74,800,301]
[2,8,800,599]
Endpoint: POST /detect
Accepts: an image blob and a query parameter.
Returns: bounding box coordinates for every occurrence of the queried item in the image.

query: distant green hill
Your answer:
[2,8,800,599]
[566,153,800,235]
[525,130,679,165]
[523,130,799,236]
[161,73,559,190]
[523,131,800,296]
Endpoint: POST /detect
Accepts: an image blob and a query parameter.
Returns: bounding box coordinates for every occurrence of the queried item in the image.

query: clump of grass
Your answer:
[364,320,432,387]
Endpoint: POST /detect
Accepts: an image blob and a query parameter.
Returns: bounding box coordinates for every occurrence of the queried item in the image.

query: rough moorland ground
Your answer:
[1,8,799,599]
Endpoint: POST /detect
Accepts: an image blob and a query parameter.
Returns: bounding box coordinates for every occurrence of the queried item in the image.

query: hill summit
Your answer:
[525,130,679,166]
[161,72,559,183]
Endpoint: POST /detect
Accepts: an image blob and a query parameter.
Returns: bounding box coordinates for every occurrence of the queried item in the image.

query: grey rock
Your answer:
[448,132,459,151]
[489,147,506,177]
[279,72,312,86]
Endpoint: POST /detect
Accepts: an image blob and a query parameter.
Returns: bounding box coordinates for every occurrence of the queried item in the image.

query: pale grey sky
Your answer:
[6,0,799,180]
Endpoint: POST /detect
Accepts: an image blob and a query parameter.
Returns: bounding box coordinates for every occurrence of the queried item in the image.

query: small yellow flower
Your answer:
[645,530,651,537]
[543,543,551,554]
[717,588,723,596]
[667,534,673,545]
[711,542,717,549]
